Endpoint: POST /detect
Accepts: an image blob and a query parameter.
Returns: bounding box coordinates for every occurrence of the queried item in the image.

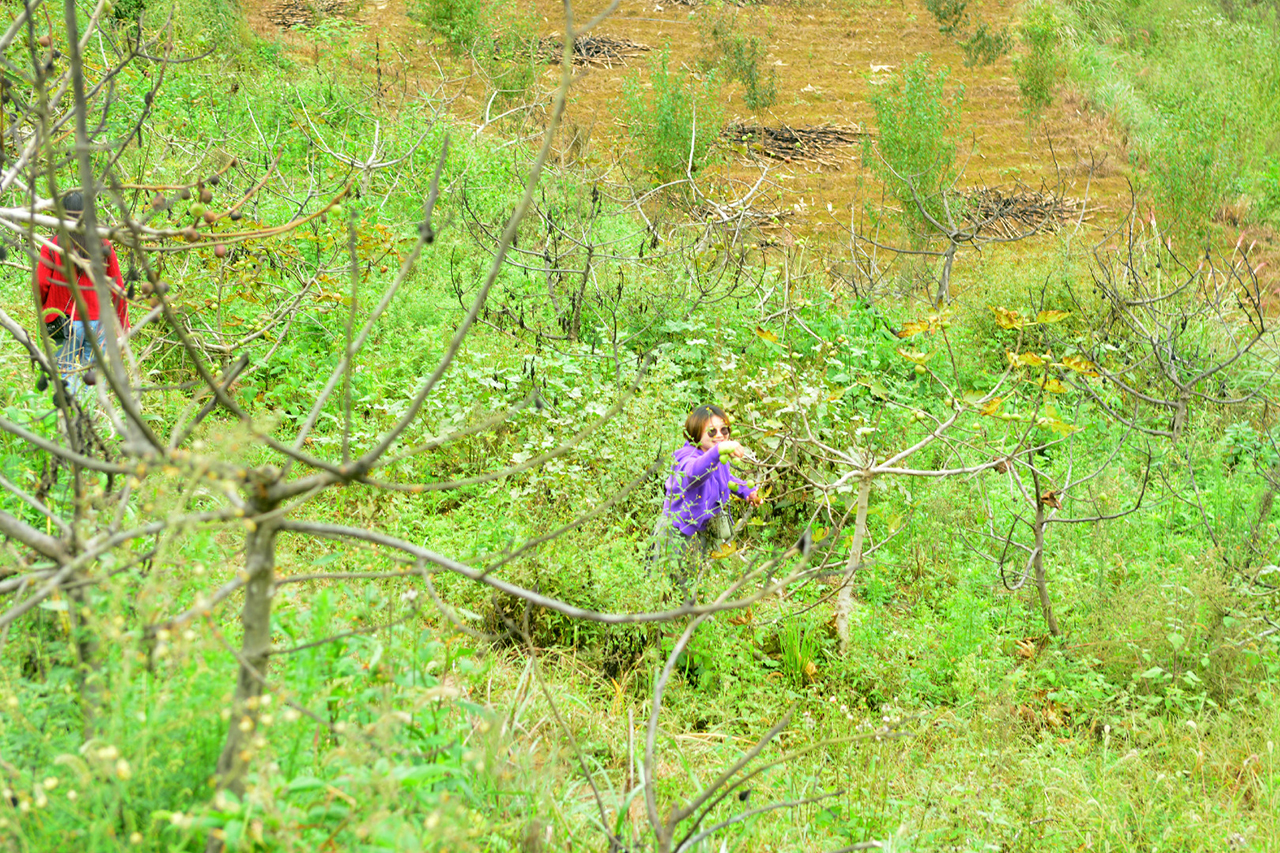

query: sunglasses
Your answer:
[705,426,732,438]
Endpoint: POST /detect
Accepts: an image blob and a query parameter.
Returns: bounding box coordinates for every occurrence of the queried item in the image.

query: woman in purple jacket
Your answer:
[653,404,763,588]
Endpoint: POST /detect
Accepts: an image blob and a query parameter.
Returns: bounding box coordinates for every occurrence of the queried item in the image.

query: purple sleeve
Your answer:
[729,473,755,497]
[674,444,722,481]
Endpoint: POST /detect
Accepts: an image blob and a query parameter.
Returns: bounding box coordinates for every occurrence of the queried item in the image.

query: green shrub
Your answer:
[867,55,963,224]
[1258,158,1280,223]
[477,11,541,107]
[622,50,724,185]
[700,8,778,113]
[1014,2,1063,118]
[922,0,1012,66]
[1149,114,1230,236]
[410,0,489,51]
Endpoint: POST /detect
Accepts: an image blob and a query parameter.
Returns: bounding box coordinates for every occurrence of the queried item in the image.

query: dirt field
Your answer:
[246,0,1135,250]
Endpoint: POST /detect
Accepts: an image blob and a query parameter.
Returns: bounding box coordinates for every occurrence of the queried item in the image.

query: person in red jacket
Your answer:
[36,192,129,392]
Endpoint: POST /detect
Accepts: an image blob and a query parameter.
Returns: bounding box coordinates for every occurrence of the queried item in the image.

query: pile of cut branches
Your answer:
[696,202,793,230]
[723,122,867,166]
[265,0,347,28]
[958,186,1087,238]
[537,35,650,67]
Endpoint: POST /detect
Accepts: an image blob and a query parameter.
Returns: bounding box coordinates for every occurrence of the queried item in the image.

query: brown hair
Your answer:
[684,404,728,443]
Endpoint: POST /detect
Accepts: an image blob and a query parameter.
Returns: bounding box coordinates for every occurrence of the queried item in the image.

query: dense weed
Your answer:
[1061,0,1280,229]
[0,2,1279,851]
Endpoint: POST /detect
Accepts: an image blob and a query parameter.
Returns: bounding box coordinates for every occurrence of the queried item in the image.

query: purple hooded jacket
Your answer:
[663,443,757,535]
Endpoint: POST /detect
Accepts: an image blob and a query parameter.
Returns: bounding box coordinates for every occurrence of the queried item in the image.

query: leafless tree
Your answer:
[843,137,1090,305]
[1059,201,1275,445]
[967,412,1150,637]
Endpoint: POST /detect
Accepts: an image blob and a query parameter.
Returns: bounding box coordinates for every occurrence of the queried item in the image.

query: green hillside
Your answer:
[0,0,1278,850]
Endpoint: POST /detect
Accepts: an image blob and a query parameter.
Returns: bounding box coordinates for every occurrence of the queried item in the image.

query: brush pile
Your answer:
[264,0,347,29]
[537,36,650,67]
[958,186,1087,237]
[723,122,867,166]
[695,201,792,230]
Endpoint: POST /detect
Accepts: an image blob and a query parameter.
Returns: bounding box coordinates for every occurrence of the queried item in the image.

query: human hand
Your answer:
[716,440,745,459]
[747,490,764,507]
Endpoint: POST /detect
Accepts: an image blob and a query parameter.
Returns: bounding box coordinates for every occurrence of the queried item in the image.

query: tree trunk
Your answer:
[66,578,101,738]
[1032,504,1060,637]
[212,512,279,798]
[836,476,872,655]
[935,242,957,306]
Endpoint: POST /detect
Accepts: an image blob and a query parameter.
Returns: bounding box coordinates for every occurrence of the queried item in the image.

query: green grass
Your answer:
[1,1,1279,851]
[1060,0,1280,230]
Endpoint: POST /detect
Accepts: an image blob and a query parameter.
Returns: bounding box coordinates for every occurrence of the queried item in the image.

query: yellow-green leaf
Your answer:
[896,319,934,338]
[755,326,779,343]
[1034,310,1071,325]
[1007,350,1047,368]
[709,541,738,559]
[1031,376,1069,393]
[896,347,936,364]
[1037,415,1079,435]
[1058,354,1099,377]
[993,306,1025,329]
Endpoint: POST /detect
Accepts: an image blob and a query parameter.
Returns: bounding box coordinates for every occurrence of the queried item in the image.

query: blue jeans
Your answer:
[55,320,103,394]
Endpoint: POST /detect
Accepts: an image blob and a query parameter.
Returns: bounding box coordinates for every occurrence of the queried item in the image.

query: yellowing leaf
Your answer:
[896,347,936,364]
[1034,310,1071,325]
[993,306,1025,329]
[1058,354,1099,377]
[1007,350,1046,368]
[897,311,953,337]
[710,541,739,560]
[1038,415,1079,435]
[755,326,779,343]
[1031,376,1069,393]
[979,396,1004,416]
[896,319,934,338]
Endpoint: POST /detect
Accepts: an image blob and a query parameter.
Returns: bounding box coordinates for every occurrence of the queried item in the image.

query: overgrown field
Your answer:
[1,0,1278,851]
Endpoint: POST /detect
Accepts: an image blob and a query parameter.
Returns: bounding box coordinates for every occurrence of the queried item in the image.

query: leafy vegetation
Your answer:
[1061,0,1280,229]
[0,0,1278,851]
[698,5,778,113]
[409,0,489,50]
[865,55,964,227]
[1014,1,1063,118]
[921,0,1013,66]
[622,50,724,184]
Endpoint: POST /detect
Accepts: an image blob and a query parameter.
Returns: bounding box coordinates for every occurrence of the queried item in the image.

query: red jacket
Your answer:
[36,237,130,330]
